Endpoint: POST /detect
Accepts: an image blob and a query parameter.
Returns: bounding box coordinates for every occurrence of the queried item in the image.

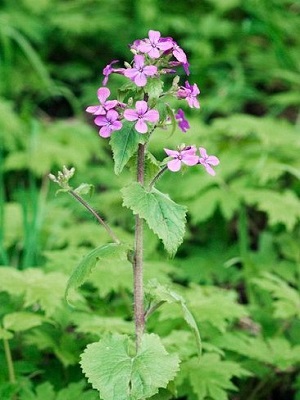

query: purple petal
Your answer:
[203,164,216,176]
[135,119,148,134]
[167,159,182,172]
[207,156,220,166]
[182,155,199,166]
[182,146,197,157]
[124,109,138,121]
[164,148,179,157]
[157,40,173,51]
[133,54,145,69]
[135,101,148,115]
[144,109,159,123]
[137,41,153,54]
[111,120,122,131]
[105,100,118,110]
[148,47,160,59]
[99,126,112,138]
[97,87,110,103]
[148,30,161,44]
[86,105,101,114]
[143,65,157,76]
[106,109,119,121]
[94,115,108,126]
[134,73,147,87]
[123,68,138,79]
[199,147,208,158]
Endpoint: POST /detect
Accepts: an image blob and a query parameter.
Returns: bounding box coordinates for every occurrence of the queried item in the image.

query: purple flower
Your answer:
[102,60,125,86]
[137,30,173,59]
[86,87,118,115]
[124,55,157,87]
[199,147,220,176]
[124,100,159,134]
[177,81,200,108]
[94,109,122,138]
[175,109,190,133]
[164,146,199,172]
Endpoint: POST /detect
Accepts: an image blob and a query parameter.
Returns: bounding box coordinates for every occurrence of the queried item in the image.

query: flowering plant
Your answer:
[50,30,219,400]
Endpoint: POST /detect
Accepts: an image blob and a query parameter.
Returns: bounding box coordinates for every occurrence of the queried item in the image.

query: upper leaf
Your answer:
[80,333,180,400]
[110,120,143,175]
[121,183,187,256]
[65,243,129,303]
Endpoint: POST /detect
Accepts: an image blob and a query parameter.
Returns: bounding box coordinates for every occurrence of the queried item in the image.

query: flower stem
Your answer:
[148,165,168,190]
[69,189,120,244]
[133,143,145,350]
[3,338,16,383]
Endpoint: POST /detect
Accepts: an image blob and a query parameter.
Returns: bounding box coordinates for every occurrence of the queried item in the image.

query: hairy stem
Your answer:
[69,190,120,244]
[133,143,145,350]
[149,165,168,190]
[3,338,16,383]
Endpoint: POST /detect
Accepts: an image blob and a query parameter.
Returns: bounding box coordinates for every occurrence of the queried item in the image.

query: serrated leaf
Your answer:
[184,354,250,400]
[3,312,46,332]
[80,333,180,400]
[65,243,129,303]
[147,280,202,356]
[145,78,164,100]
[122,183,187,256]
[110,120,142,175]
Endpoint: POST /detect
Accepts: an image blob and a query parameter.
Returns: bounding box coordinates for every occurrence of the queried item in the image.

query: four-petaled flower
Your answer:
[137,30,173,59]
[86,87,118,115]
[164,146,199,172]
[94,109,122,138]
[124,101,159,134]
[177,81,200,108]
[199,147,220,176]
[124,55,157,87]
[175,109,190,133]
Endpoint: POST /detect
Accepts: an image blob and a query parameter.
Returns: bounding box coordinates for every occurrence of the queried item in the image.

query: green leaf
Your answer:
[74,183,94,197]
[3,312,46,332]
[122,183,187,256]
[183,354,250,400]
[0,328,13,340]
[110,120,142,175]
[147,280,202,357]
[81,333,180,400]
[65,243,129,303]
[145,78,164,100]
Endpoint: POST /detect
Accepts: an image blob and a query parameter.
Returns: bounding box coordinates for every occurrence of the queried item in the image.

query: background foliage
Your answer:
[0,0,300,399]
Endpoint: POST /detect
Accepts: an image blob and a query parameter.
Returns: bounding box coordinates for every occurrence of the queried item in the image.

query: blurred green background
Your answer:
[1,0,300,399]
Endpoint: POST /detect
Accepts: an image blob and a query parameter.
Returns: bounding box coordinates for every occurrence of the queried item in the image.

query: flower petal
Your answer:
[182,155,199,166]
[164,148,179,157]
[206,156,220,166]
[144,109,159,123]
[135,119,148,134]
[124,109,138,121]
[97,87,110,103]
[135,101,148,115]
[167,159,182,172]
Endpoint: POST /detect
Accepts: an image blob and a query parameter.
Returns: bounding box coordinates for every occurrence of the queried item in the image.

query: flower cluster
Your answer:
[86,29,219,176]
[164,146,219,176]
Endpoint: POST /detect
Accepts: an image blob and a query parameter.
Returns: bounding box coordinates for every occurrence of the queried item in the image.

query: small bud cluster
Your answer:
[48,166,75,189]
[86,30,219,175]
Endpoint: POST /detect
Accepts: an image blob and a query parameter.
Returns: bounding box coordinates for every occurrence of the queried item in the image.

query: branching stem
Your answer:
[149,165,168,190]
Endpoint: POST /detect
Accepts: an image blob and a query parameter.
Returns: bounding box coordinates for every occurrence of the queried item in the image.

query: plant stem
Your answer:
[69,189,120,244]
[3,338,16,383]
[133,143,145,350]
[149,165,168,190]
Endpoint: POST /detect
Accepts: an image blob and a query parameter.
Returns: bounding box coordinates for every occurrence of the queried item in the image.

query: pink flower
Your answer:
[175,109,190,133]
[86,87,118,115]
[124,100,159,134]
[102,60,124,86]
[137,30,173,59]
[94,109,122,138]
[164,146,199,172]
[124,55,157,87]
[177,81,200,108]
[199,147,220,176]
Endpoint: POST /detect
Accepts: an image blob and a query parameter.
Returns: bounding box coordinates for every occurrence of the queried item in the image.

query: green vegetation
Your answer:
[0,0,300,399]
